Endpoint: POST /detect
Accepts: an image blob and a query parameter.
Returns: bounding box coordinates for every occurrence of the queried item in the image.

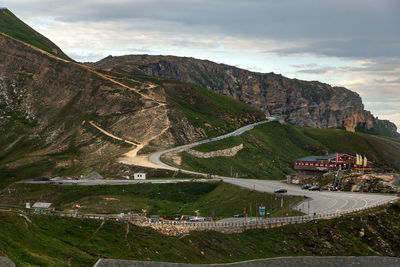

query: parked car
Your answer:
[233,214,244,218]
[189,216,206,222]
[309,186,321,191]
[33,177,49,181]
[274,188,287,193]
[301,184,311,190]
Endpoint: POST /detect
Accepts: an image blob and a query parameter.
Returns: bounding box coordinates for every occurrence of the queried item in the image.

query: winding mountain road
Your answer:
[145,119,398,215]
[148,119,272,171]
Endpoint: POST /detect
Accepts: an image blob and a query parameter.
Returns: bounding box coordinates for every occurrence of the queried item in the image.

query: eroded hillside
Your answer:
[90,55,399,139]
[0,31,263,187]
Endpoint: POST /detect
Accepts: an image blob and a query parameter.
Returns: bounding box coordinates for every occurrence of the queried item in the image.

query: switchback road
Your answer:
[146,119,398,216]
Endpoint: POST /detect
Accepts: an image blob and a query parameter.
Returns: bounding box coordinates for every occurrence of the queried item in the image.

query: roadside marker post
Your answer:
[259,206,266,217]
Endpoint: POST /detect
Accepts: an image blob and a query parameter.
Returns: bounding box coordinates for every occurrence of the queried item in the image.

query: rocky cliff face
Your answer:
[90,55,399,138]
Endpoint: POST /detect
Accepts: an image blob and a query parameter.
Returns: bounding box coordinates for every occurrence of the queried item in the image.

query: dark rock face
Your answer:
[90,55,399,137]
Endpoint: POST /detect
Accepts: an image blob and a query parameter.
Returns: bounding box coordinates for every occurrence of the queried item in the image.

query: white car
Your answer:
[189,216,206,222]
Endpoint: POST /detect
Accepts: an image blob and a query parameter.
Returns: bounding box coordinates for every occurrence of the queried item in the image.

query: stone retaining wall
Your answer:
[187,144,243,158]
[134,214,329,236]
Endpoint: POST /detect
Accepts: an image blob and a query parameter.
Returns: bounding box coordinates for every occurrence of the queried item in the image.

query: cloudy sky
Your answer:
[3,0,400,128]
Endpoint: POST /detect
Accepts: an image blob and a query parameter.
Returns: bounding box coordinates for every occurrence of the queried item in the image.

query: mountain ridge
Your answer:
[0,8,71,61]
[90,54,399,139]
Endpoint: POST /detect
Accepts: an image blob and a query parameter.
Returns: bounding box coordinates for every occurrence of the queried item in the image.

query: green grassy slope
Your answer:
[193,135,244,152]
[177,122,400,179]
[0,117,55,189]
[356,119,400,139]
[0,182,303,218]
[163,80,264,137]
[0,9,71,60]
[0,201,399,266]
[115,75,265,140]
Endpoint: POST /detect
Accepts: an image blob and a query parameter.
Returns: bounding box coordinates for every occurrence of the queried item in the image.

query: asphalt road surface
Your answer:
[23,178,220,186]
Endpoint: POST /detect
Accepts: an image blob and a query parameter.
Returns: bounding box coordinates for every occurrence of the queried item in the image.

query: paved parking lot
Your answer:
[221,177,398,216]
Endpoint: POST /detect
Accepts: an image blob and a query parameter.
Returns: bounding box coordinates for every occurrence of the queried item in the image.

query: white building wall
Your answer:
[134,173,146,180]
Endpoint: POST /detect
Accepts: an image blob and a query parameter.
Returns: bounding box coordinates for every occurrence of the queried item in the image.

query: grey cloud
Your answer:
[6,0,400,59]
[296,57,400,79]
[67,51,108,62]
[268,39,400,59]
[291,64,320,69]
[247,66,264,72]
[297,66,336,74]
[374,78,400,84]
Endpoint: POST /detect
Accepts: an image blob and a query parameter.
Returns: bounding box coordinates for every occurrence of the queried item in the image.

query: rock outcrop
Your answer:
[90,55,399,138]
[342,173,399,193]
[187,144,243,158]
